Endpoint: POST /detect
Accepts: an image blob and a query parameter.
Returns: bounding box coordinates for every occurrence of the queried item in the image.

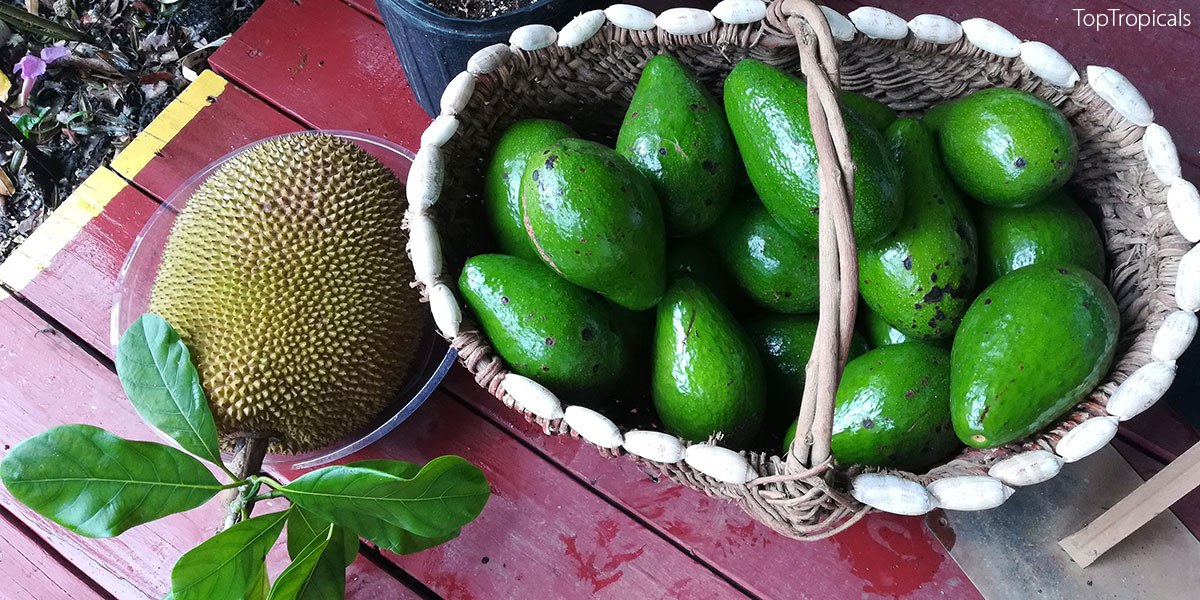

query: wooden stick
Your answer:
[1059,439,1200,567]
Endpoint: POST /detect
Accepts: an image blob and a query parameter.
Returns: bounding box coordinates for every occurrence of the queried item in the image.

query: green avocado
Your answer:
[724,60,903,245]
[974,190,1106,284]
[483,119,577,260]
[617,55,737,237]
[857,302,944,348]
[459,254,629,400]
[859,119,978,340]
[929,88,1078,207]
[841,90,897,131]
[951,263,1120,448]
[709,201,820,314]
[652,277,765,448]
[667,237,734,303]
[744,313,868,430]
[521,138,667,311]
[828,343,961,471]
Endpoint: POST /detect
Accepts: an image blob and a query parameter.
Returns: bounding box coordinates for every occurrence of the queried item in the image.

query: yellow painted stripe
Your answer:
[0,166,127,291]
[110,70,229,180]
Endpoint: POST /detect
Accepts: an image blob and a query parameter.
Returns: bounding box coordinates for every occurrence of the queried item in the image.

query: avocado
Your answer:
[858,302,938,348]
[459,254,629,399]
[617,55,737,237]
[929,88,1078,207]
[724,60,903,245]
[859,119,978,340]
[709,201,820,314]
[521,138,667,311]
[974,190,1106,284]
[744,313,868,430]
[667,237,735,303]
[951,263,1119,448]
[841,90,897,131]
[652,277,765,448]
[483,119,577,260]
[829,343,961,471]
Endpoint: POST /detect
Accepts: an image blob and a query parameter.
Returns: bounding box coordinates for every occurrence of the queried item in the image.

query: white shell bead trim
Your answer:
[510,24,558,51]
[406,145,444,212]
[406,214,442,286]
[1142,124,1182,181]
[908,14,962,45]
[1151,310,1198,362]
[502,374,564,420]
[848,7,908,40]
[419,114,459,148]
[711,0,766,25]
[960,18,1020,57]
[928,476,1014,511]
[1056,416,1119,462]
[851,473,937,516]
[1175,243,1200,312]
[427,283,462,338]
[655,8,716,36]
[563,405,623,449]
[558,10,605,48]
[1168,179,1200,243]
[1087,65,1154,126]
[605,4,655,31]
[683,445,756,484]
[1106,361,1177,421]
[466,43,511,75]
[623,430,685,463]
[1019,42,1079,88]
[818,6,856,42]
[440,71,475,115]
[988,450,1064,486]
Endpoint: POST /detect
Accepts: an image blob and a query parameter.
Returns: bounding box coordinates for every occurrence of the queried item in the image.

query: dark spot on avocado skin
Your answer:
[581,327,595,341]
[862,418,875,429]
[500,296,510,304]
[545,155,559,169]
[1014,157,1027,168]
[810,207,820,215]
[545,337,556,347]
[541,365,551,372]
[1057,267,1071,275]
[702,159,719,174]
[931,272,939,283]
[531,169,540,182]
[658,147,668,156]
[904,389,916,399]
[984,297,992,305]
[903,256,913,271]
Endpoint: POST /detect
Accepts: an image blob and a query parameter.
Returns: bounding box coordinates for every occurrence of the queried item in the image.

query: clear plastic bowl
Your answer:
[111,130,455,470]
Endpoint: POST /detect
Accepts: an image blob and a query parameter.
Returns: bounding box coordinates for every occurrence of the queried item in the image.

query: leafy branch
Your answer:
[0,314,490,599]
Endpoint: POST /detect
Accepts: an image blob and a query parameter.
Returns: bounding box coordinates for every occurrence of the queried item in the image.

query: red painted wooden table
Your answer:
[1,1,1198,598]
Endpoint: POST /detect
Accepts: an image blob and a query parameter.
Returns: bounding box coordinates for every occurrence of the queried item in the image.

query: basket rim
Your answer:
[402,0,1195,533]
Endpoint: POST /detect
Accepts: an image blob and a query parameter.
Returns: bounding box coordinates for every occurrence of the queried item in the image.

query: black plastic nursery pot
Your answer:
[380,0,605,116]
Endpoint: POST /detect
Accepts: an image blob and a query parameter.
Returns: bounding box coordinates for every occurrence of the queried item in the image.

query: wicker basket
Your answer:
[403,0,1199,540]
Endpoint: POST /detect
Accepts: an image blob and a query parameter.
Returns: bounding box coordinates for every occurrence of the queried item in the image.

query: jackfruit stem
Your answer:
[220,435,271,530]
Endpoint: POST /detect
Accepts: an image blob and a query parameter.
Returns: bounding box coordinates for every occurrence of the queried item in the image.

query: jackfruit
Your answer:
[149,134,425,453]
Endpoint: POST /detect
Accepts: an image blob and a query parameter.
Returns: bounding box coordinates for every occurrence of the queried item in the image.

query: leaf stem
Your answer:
[252,475,285,491]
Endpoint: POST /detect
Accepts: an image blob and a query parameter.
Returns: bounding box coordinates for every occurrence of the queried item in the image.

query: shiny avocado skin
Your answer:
[652,277,765,448]
[951,263,1119,448]
[709,201,820,314]
[744,313,868,430]
[841,91,897,131]
[931,88,1078,207]
[521,138,667,311]
[617,55,737,237]
[831,343,960,471]
[724,60,903,245]
[483,119,576,261]
[974,190,1106,285]
[859,119,978,340]
[858,302,950,348]
[459,254,629,400]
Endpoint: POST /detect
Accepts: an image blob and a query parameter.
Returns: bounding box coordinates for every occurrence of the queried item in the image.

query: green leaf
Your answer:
[267,524,347,600]
[170,510,288,600]
[116,314,223,468]
[287,506,358,567]
[344,460,460,554]
[0,425,223,538]
[281,455,489,540]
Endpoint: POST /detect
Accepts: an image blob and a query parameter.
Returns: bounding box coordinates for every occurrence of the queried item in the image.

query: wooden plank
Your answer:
[441,369,978,600]
[1113,438,1200,534]
[0,297,424,599]
[0,508,109,600]
[210,0,425,150]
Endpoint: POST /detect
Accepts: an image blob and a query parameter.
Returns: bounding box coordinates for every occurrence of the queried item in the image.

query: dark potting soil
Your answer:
[423,0,541,20]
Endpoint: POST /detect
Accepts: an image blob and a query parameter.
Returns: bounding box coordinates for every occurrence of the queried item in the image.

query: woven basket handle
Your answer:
[780,0,860,473]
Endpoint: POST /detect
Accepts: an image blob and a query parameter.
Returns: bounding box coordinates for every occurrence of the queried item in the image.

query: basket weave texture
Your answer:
[412,0,1188,540]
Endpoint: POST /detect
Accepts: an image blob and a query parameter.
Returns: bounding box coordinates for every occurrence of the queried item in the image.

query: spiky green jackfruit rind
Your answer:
[149,134,425,453]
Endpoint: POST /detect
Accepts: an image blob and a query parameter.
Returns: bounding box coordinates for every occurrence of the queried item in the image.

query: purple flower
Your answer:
[13,46,71,104]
